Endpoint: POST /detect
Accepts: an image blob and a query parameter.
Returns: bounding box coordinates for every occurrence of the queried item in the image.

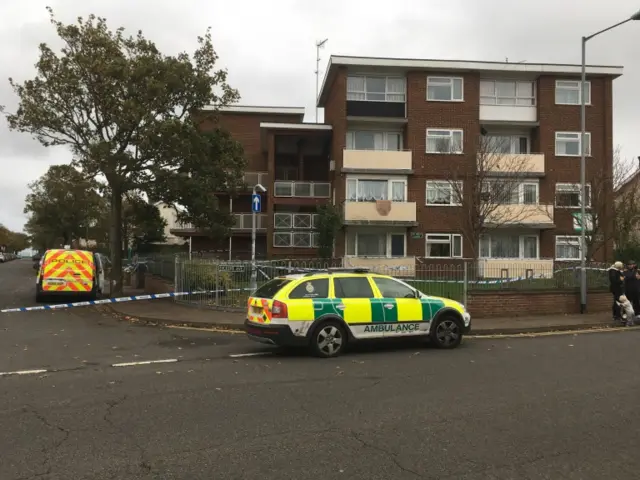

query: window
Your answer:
[289,279,329,299]
[273,232,318,248]
[347,76,406,102]
[373,277,416,299]
[334,277,374,298]
[485,135,529,154]
[555,236,582,260]
[346,231,406,257]
[426,129,463,154]
[555,183,591,208]
[555,80,590,105]
[427,76,463,102]
[346,131,402,151]
[425,234,462,258]
[480,80,536,106]
[346,178,406,202]
[482,180,539,205]
[555,132,591,156]
[426,181,462,206]
[252,278,292,299]
[479,234,539,259]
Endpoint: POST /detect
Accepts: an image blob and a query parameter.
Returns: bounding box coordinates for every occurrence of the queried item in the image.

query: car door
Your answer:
[371,276,425,337]
[332,275,381,339]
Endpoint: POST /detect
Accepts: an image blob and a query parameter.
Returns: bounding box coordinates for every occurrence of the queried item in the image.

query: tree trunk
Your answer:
[109,186,123,297]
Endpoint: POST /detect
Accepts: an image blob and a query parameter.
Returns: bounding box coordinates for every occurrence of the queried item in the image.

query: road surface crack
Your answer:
[350,430,425,478]
[102,395,153,474]
[17,404,71,479]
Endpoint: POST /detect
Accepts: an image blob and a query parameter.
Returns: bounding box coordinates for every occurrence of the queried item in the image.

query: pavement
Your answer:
[109,287,618,335]
[6,259,640,478]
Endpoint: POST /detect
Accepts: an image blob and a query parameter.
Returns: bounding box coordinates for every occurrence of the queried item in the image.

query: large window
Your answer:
[479,234,539,259]
[555,80,591,105]
[555,132,591,156]
[347,76,406,102]
[426,129,464,154]
[555,236,582,260]
[425,234,463,258]
[555,183,591,208]
[373,277,416,298]
[345,131,402,151]
[346,231,406,258]
[426,76,463,102]
[482,180,539,205]
[485,134,529,154]
[425,181,462,206]
[289,279,329,299]
[334,277,375,299]
[346,178,406,202]
[480,80,536,106]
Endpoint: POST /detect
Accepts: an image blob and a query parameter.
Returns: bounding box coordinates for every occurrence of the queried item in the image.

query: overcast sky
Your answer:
[1,0,639,232]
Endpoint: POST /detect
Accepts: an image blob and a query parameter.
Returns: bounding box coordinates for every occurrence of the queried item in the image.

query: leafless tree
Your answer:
[433,135,548,259]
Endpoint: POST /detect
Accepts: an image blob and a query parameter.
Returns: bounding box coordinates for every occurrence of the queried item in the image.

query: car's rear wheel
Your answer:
[309,320,347,358]
[430,315,463,349]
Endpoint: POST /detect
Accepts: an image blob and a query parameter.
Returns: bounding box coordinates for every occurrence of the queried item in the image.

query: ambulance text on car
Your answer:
[245,268,471,358]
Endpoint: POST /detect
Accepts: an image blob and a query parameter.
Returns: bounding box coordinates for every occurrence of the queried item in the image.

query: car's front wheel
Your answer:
[309,320,347,358]
[430,315,463,349]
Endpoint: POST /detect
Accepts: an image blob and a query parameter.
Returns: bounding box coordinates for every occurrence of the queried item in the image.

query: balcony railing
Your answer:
[482,153,545,177]
[273,232,319,248]
[274,213,319,230]
[343,201,417,225]
[274,181,331,198]
[169,213,266,232]
[342,149,412,171]
[484,204,554,228]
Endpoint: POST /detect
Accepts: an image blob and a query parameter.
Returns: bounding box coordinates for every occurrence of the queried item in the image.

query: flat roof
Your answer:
[259,122,332,131]
[318,55,624,106]
[202,105,306,115]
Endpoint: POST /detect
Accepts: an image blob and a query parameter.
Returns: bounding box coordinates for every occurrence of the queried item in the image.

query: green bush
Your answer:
[182,262,234,292]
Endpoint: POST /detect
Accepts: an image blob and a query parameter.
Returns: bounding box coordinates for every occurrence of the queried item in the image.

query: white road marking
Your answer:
[111,359,179,367]
[0,369,48,377]
[229,352,274,358]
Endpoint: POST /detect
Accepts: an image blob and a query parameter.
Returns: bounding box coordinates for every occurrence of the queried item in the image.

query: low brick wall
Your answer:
[467,289,610,318]
[143,274,174,295]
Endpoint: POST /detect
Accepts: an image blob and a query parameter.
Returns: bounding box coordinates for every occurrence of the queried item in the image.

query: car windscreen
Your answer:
[252,278,292,299]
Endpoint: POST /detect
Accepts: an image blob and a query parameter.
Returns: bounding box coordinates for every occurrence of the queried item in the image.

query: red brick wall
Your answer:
[468,289,610,318]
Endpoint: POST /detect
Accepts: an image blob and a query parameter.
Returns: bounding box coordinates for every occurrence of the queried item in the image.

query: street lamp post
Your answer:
[250,183,266,293]
[579,9,640,314]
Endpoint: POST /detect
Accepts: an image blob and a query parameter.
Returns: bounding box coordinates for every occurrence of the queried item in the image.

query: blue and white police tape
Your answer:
[0,288,253,313]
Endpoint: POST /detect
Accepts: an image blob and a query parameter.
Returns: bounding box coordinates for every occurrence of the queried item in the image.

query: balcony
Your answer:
[342,149,412,173]
[477,258,554,279]
[484,204,554,229]
[343,256,415,277]
[274,181,331,198]
[274,213,319,230]
[479,105,537,124]
[483,153,545,177]
[233,213,266,230]
[343,201,417,226]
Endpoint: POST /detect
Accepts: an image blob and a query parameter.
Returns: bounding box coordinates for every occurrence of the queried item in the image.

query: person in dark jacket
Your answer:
[609,261,635,325]
[624,260,640,313]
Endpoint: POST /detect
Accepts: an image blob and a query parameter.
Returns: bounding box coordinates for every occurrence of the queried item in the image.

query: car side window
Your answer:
[289,279,329,299]
[373,277,416,299]
[333,277,374,299]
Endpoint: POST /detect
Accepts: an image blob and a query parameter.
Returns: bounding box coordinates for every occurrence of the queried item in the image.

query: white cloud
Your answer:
[1,0,638,231]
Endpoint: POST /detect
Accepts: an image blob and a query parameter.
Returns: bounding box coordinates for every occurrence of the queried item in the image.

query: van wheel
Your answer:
[430,315,463,349]
[309,320,347,358]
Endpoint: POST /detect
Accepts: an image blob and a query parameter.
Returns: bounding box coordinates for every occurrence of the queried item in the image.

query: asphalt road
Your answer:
[3,259,640,479]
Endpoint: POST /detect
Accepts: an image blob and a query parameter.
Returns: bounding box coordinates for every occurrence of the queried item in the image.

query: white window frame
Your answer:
[555,132,591,157]
[555,80,591,106]
[425,234,463,259]
[482,180,539,205]
[555,183,592,208]
[479,79,536,106]
[555,235,583,261]
[425,181,463,206]
[346,175,408,203]
[484,134,531,154]
[479,234,540,259]
[346,75,406,103]
[426,129,464,154]
[426,76,464,102]
[345,130,404,151]
[345,231,407,258]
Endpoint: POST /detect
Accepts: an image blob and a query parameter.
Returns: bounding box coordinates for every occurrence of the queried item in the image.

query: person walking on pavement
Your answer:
[609,261,635,326]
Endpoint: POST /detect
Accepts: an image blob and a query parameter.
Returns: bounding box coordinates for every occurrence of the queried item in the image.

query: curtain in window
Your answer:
[391,182,405,201]
[386,78,405,102]
[557,241,580,259]
[491,235,519,258]
[356,180,387,201]
[523,237,538,258]
[523,184,537,204]
[357,234,386,256]
[479,235,491,258]
[426,183,451,204]
[347,76,365,100]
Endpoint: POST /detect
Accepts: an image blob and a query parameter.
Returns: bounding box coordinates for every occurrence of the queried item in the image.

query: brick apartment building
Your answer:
[170,55,621,277]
